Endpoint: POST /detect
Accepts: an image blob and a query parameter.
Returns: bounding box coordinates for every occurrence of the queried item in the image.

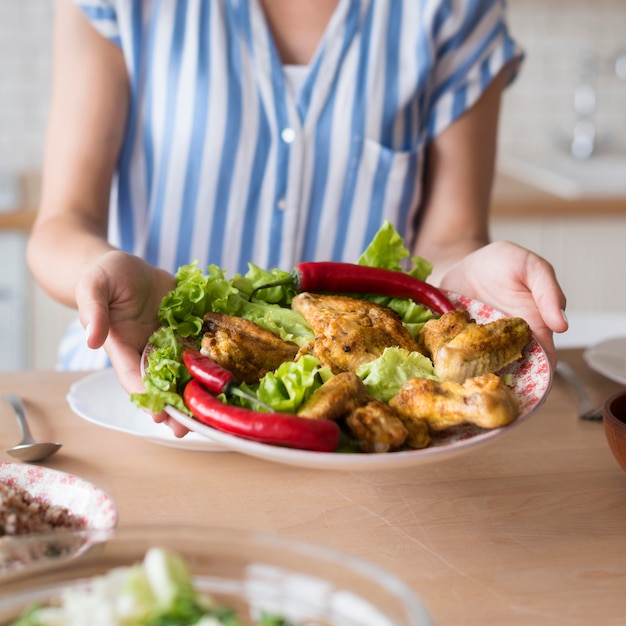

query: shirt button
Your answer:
[281,127,296,143]
[276,198,287,210]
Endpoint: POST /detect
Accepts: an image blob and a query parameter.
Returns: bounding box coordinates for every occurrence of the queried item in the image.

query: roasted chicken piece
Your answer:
[389,373,518,431]
[346,400,410,453]
[298,372,428,452]
[292,293,419,374]
[201,312,298,384]
[418,309,532,383]
[298,372,371,421]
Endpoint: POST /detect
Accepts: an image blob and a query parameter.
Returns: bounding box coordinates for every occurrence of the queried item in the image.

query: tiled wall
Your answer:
[0,2,53,181]
[1,1,625,180]
[500,0,626,157]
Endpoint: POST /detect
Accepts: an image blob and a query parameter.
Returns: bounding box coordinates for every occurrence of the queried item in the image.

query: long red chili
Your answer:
[182,349,236,395]
[294,262,455,314]
[183,379,340,452]
[249,261,455,315]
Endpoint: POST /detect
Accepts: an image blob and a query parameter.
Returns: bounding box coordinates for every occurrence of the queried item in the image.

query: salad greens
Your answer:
[9,547,296,626]
[132,221,439,418]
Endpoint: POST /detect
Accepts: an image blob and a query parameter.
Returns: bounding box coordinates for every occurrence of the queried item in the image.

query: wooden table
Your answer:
[1,350,625,625]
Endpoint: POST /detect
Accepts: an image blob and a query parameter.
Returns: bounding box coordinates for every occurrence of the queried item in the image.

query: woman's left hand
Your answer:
[436,241,568,369]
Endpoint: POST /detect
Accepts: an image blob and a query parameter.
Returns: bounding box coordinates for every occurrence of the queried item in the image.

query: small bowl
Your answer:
[0,524,432,626]
[603,389,626,472]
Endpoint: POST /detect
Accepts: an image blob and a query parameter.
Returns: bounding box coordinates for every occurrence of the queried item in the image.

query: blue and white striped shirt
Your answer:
[60,0,522,370]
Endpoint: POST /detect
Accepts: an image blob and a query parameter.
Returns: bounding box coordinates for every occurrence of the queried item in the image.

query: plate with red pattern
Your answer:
[161,291,552,470]
[0,462,117,533]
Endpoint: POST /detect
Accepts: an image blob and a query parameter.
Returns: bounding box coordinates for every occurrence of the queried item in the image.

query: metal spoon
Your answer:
[3,394,62,462]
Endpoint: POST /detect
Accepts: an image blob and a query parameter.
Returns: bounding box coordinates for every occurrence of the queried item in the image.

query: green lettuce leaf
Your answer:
[256,355,333,413]
[357,219,432,280]
[356,347,440,402]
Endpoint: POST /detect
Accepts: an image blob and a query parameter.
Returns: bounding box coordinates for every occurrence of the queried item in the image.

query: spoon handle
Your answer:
[3,394,36,444]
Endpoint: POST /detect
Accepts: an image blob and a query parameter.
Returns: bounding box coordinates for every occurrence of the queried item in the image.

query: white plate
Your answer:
[159,291,552,470]
[583,337,626,385]
[67,369,224,451]
[0,462,117,531]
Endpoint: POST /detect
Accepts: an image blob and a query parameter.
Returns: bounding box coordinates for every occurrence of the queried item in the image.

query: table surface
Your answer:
[1,349,625,625]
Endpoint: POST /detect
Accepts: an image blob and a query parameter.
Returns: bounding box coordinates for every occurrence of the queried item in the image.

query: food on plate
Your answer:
[418,309,532,383]
[5,547,296,626]
[0,481,85,537]
[250,260,456,315]
[201,312,299,384]
[134,222,534,454]
[297,372,430,452]
[390,373,519,431]
[293,292,420,373]
[183,378,340,452]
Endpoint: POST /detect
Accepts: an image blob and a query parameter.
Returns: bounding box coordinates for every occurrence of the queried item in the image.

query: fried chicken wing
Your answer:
[201,312,298,384]
[418,309,532,383]
[297,372,370,421]
[389,373,518,431]
[292,293,419,374]
[346,400,410,453]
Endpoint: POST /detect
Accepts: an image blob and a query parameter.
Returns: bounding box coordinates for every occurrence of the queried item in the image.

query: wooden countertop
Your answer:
[1,349,625,625]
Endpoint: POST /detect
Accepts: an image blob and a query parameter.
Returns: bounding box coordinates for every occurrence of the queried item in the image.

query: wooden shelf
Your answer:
[0,209,37,231]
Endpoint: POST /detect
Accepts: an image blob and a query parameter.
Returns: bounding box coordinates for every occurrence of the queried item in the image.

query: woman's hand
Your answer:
[436,241,568,369]
[74,251,190,437]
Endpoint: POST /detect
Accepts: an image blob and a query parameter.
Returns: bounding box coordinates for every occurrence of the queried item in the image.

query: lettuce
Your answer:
[357,219,432,280]
[256,355,333,413]
[356,347,440,402]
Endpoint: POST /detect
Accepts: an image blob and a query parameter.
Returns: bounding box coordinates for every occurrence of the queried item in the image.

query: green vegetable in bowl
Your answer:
[8,547,296,626]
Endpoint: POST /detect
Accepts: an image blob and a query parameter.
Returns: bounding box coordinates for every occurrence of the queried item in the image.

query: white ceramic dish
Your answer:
[583,336,626,385]
[156,291,552,471]
[67,369,224,451]
[0,462,117,531]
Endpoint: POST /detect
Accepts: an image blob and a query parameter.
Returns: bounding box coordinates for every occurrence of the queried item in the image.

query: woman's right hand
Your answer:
[74,251,190,436]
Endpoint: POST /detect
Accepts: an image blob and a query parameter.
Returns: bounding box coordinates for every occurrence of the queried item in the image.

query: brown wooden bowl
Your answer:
[603,389,626,472]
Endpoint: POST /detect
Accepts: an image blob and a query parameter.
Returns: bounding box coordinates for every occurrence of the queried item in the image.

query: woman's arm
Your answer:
[414,69,568,366]
[27,0,128,306]
[27,2,182,435]
[413,69,505,281]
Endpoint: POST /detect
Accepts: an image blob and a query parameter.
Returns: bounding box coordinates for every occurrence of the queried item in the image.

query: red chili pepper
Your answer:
[250,261,455,315]
[182,349,237,395]
[183,379,340,452]
[295,262,454,314]
[182,349,274,410]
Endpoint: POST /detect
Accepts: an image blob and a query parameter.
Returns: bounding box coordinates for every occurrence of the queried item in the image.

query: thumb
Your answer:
[75,270,111,350]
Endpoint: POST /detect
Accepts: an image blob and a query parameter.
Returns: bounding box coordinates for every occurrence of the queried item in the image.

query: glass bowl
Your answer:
[0,524,432,626]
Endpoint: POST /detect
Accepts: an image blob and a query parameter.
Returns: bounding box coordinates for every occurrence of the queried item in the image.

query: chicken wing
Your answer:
[292,292,419,374]
[389,373,518,431]
[297,372,370,421]
[418,309,532,383]
[346,400,410,453]
[201,312,299,384]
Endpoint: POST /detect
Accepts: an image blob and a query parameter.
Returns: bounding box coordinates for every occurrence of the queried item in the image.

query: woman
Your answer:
[28,0,567,435]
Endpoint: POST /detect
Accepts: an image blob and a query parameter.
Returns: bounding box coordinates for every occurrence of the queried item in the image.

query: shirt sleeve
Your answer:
[425,0,523,140]
[73,0,121,47]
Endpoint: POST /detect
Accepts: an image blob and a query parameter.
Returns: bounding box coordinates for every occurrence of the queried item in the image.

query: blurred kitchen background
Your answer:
[1,0,626,371]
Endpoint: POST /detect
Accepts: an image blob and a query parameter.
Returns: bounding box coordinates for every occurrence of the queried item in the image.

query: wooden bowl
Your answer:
[603,390,626,472]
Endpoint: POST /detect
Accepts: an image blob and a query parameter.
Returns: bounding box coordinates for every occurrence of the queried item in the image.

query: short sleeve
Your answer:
[73,0,121,46]
[425,0,524,139]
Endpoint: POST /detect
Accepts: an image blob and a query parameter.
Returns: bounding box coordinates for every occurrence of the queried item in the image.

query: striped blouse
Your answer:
[60,0,522,370]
